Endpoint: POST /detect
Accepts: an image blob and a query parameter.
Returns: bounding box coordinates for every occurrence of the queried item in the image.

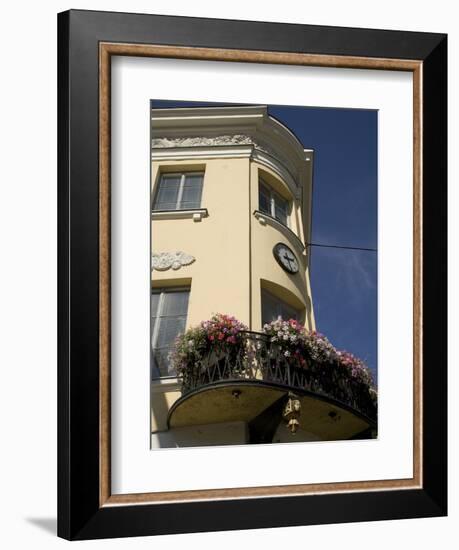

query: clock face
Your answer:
[273,243,299,274]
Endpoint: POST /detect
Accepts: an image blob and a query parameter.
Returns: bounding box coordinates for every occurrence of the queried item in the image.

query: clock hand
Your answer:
[283,250,296,270]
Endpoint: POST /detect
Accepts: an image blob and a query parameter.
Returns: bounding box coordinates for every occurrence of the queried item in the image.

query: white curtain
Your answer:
[151,290,190,377]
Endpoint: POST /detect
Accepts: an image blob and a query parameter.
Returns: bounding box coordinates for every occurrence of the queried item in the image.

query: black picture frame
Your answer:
[58,9,447,540]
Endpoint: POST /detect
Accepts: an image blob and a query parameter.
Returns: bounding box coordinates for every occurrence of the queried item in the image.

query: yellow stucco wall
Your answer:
[151,154,315,434]
[151,158,315,331]
[151,387,181,432]
[152,157,251,327]
[250,162,315,331]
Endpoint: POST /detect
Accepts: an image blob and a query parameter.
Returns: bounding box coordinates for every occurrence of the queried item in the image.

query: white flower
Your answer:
[284,350,291,357]
[290,334,297,341]
[277,331,283,338]
[283,334,289,340]
[271,337,277,343]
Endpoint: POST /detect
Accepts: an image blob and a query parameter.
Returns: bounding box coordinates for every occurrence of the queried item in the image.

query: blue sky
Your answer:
[151,100,378,380]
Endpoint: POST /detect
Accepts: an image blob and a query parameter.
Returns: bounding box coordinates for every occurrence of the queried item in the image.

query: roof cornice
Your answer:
[152,106,312,187]
[151,105,314,238]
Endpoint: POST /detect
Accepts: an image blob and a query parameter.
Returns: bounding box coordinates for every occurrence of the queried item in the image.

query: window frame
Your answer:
[261,288,303,327]
[259,179,291,228]
[151,286,191,380]
[152,171,204,211]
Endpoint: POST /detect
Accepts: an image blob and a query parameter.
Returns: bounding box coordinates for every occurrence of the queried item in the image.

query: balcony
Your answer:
[168,331,377,443]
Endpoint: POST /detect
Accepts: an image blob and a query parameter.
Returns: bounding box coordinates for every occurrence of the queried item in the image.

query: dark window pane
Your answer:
[181,174,203,209]
[259,182,271,215]
[261,290,300,326]
[155,316,186,348]
[152,316,187,377]
[161,291,189,317]
[152,349,173,378]
[274,194,289,226]
[153,175,181,210]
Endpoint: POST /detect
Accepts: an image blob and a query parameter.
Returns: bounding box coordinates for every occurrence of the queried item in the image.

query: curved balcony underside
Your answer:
[168,380,375,442]
[167,332,377,443]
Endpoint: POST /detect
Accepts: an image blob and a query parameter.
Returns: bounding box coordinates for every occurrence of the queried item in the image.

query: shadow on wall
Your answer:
[152,421,249,448]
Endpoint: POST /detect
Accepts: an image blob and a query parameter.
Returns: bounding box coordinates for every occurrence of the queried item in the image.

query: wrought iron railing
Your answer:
[180,331,377,421]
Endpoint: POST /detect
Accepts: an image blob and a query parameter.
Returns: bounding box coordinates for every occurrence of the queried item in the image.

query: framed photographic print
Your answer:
[57,9,447,540]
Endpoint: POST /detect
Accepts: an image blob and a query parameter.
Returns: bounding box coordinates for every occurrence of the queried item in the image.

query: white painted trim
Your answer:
[151,378,182,393]
[154,171,204,210]
[150,292,165,351]
[252,149,300,199]
[151,208,209,221]
[151,144,253,161]
[151,107,265,129]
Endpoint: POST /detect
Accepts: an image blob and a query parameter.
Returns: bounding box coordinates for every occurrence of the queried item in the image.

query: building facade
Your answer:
[150,105,372,448]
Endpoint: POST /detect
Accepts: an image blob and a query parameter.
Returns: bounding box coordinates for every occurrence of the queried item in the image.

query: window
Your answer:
[151,288,190,378]
[259,180,290,226]
[261,289,301,327]
[153,172,204,211]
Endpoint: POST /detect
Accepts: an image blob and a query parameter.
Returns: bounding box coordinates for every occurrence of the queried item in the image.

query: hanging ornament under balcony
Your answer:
[283,392,302,434]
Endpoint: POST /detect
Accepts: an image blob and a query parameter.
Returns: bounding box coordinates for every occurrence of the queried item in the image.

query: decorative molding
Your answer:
[152,134,293,174]
[151,105,314,192]
[152,134,254,148]
[152,251,196,271]
[152,134,301,198]
[152,133,279,163]
[251,148,300,199]
[151,208,208,221]
[253,210,306,256]
[151,145,253,162]
[150,106,314,249]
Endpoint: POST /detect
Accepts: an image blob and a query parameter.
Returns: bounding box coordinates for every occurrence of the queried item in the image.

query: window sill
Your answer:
[151,208,208,222]
[151,377,181,393]
[253,210,305,255]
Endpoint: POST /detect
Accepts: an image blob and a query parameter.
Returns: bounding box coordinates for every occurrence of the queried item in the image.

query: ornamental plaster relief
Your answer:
[152,134,254,148]
[152,251,195,271]
[151,134,299,184]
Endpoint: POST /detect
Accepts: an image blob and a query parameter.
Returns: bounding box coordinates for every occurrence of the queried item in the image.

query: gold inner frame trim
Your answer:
[99,42,423,507]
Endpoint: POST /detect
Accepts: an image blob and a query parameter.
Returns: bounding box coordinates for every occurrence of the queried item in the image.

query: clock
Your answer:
[273,243,299,274]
